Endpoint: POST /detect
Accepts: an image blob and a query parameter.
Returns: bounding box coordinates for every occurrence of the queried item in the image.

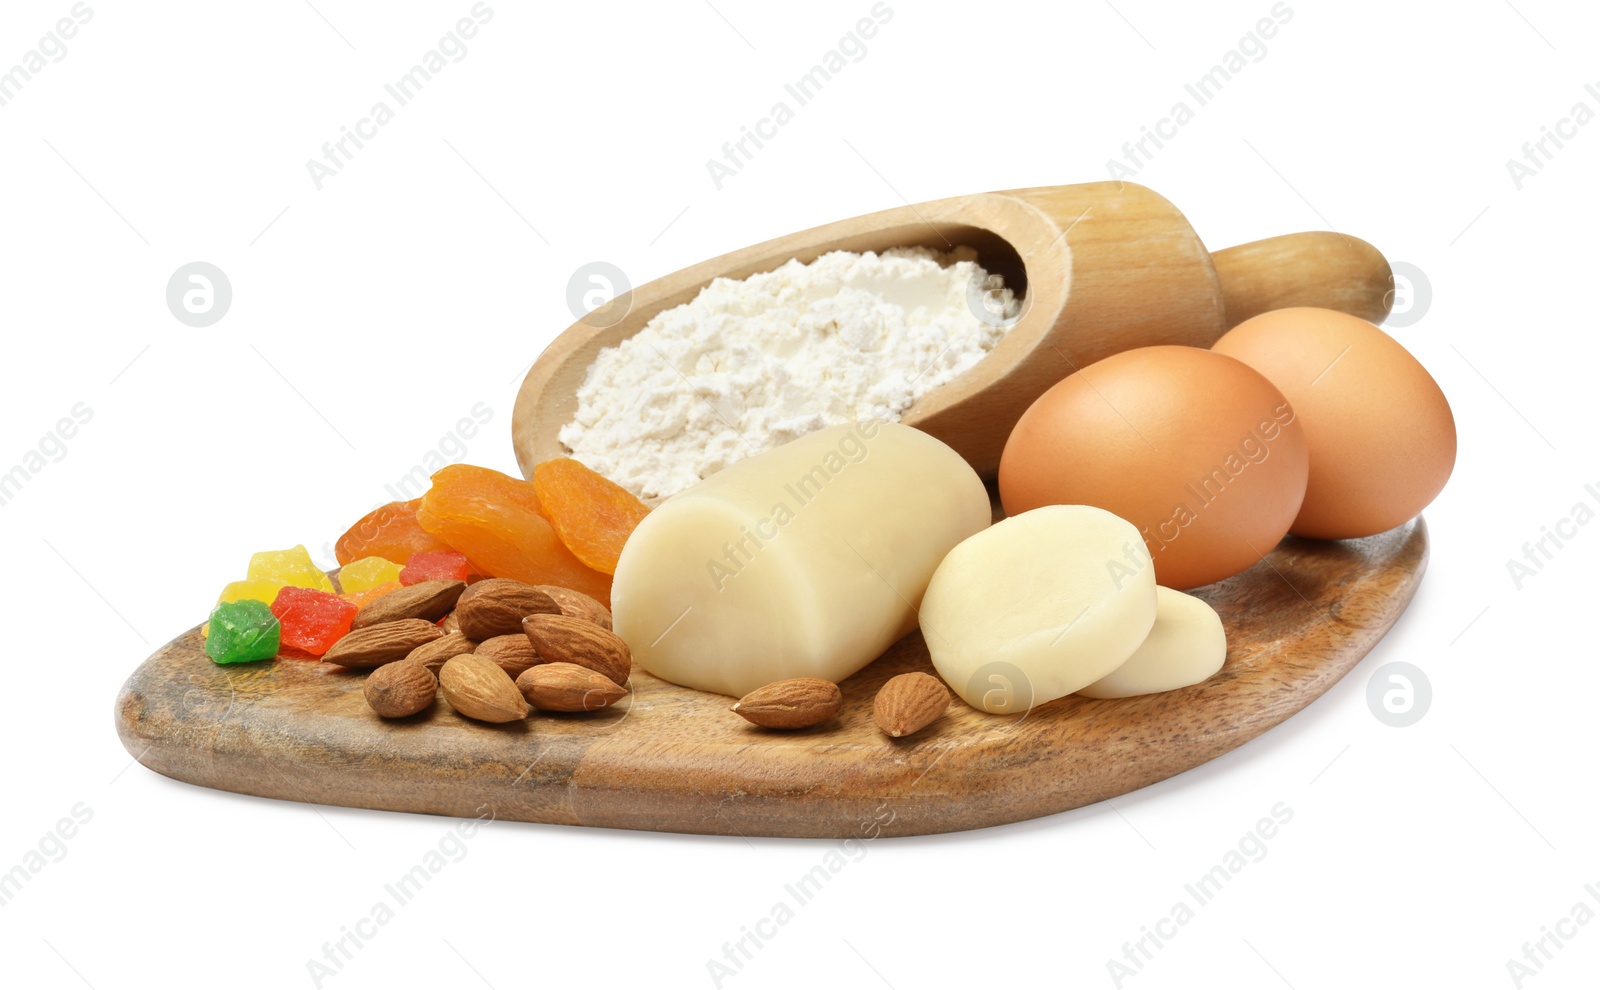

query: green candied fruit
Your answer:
[205,598,281,664]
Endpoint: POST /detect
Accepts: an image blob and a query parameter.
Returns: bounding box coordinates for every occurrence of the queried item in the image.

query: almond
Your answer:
[351,580,467,629]
[516,662,627,712]
[453,579,561,640]
[731,677,841,729]
[323,619,444,669]
[364,661,437,718]
[873,672,950,738]
[400,630,476,675]
[439,654,529,723]
[475,634,542,678]
[533,585,613,630]
[440,612,462,635]
[521,613,631,686]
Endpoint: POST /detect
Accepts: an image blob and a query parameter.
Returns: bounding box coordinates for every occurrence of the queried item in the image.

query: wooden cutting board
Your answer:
[114,518,1426,838]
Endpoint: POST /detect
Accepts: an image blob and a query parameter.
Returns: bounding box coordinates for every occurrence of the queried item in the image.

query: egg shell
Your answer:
[1212,307,1456,539]
[998,345,1310,589]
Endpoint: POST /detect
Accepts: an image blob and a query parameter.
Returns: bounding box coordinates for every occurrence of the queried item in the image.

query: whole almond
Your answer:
[364,661,437,718]
[400,630,476,675]
[454,579,560,640]
[516,662,627,712]
[440,612,462,635]
[351,579,467,629]
[323,619,444,669]
[522,613,630,686]
[873,672,950,738]
[533,585,613,630]
[439,654,529,723]
[475,634,542,678]
[731,677,841,729]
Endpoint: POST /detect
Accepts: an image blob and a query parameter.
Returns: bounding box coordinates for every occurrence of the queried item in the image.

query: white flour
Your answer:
[560,246,1021,499]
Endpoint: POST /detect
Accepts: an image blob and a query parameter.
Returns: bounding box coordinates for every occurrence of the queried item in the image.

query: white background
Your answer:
[2,0,1595,987]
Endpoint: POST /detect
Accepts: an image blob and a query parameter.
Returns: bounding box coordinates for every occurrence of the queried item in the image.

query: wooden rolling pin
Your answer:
[513,181,1392,480]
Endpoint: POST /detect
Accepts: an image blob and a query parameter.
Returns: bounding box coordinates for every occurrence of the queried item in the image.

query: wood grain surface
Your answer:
[114,518,1427,839]
[513,181,1393,483]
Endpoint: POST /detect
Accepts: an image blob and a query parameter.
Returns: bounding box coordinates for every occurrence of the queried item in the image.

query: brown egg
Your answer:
[1212,308,1455,540]
[999,345,1309,589]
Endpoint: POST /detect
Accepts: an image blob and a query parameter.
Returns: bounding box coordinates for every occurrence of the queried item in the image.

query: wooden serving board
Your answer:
[115,519,1426,839]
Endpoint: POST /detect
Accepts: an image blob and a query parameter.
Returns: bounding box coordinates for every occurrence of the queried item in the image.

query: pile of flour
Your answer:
[560,246,1021,500]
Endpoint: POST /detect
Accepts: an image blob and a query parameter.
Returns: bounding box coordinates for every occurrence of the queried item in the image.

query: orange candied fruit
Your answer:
[339,580,401,610]
[531,458,650,576]
[416,464,612,605]
[334,499,454,567]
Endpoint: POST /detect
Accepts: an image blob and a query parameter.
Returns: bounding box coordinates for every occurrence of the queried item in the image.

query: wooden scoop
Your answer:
[513,181,1392,480]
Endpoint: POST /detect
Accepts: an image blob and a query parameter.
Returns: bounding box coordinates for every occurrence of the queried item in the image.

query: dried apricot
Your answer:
[416,464,612,605]
[531,458,650,575]
[334,500,454,567]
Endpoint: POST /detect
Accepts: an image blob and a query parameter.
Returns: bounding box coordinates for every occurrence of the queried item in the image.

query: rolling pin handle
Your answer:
[1210,231,1394,330]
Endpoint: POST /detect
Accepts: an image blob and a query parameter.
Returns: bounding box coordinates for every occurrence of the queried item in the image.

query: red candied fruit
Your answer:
[270,586,359,657]
[400,551,474,586]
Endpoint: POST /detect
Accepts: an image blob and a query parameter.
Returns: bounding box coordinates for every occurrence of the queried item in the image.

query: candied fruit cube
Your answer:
[341,579,401,610]
[205,599,281,664]
[416,464,612,605]
[218,578,288,605]
[270,586,358,656]
[338,556,403,593]
[204,578,289,637]
[335,499,455,567]
[400,551,473,586]
[248,544,335,594]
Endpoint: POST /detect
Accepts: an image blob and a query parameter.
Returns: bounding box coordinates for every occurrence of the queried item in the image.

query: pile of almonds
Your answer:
[325,577,957,740]
[324,577,630,723]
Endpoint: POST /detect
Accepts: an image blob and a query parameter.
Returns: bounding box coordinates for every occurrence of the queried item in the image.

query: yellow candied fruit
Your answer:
[247,544,335,594]
[338,556,403,593]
